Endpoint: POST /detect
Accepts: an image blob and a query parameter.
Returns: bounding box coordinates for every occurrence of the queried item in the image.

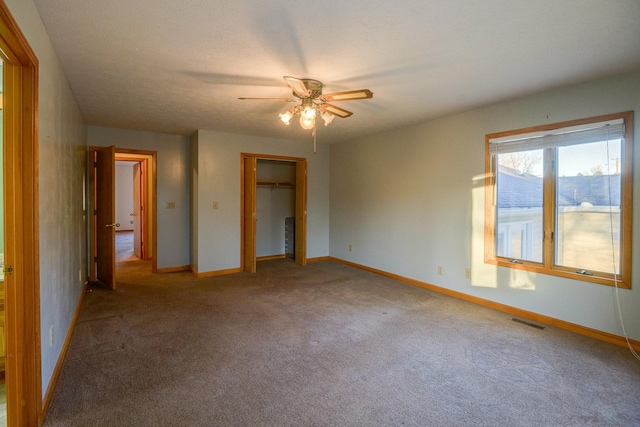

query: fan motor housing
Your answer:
[296,78,324,99]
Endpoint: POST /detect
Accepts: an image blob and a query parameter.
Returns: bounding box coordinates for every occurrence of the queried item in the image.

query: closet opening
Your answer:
[241,154,307,273]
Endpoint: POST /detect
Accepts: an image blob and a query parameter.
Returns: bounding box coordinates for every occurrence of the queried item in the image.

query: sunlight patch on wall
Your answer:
[507,269,537,291]
[471,174,497,288]
[472,173,538,291]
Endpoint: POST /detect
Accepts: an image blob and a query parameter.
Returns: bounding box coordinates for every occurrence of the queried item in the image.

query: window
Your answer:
[485,112,633,288]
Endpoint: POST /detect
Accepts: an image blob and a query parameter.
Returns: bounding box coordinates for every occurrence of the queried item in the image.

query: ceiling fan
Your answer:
[239,76,373,130]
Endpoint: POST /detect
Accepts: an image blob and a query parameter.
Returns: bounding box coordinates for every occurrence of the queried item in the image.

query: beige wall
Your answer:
[88,126,191,269]
[191,129,330,274]
[5,0,88,397]
[330,71,640,340]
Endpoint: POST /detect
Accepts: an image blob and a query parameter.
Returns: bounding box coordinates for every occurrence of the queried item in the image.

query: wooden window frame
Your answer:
[485,111,634,288]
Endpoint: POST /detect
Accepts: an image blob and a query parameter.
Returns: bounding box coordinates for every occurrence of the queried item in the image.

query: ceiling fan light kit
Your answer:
[278,110,293,125]
[241,76,373,131]
[299,114,315,130]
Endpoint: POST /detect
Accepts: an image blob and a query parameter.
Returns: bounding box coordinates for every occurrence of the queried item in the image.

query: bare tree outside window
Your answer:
[587,164,604,175]
[499,152,542,175]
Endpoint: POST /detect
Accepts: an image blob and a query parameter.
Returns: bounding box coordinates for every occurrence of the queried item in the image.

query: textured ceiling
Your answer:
[33,0,640,144]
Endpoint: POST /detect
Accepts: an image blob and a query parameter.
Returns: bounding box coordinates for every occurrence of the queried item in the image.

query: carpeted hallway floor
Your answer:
[43,238,640,426]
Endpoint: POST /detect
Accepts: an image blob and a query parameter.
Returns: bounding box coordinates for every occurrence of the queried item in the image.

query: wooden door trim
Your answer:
[132,162,142,258]
[242,156,257,272]
[0,2,41,425]
[295,160,307,266]
[242,152,306,162]
[240,153,307,270]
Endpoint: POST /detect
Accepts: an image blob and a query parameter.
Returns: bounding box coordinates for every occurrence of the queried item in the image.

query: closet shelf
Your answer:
[257,181,295,188]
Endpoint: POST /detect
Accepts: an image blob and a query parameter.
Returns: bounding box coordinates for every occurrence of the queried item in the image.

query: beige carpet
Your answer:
[43,248,640,426]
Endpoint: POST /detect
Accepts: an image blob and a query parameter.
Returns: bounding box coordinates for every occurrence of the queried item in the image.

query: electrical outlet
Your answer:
[438,266,443,275]
[167,201,176,209]
[465,268,472,279]
[348,244,353,252]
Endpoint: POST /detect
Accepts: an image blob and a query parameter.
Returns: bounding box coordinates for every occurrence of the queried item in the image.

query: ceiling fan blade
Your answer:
[283,76,310,98]
[323,89,373,102]
[238,97,296,102]
[320,103,353,118]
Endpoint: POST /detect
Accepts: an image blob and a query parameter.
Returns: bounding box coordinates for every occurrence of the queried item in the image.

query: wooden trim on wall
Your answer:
[156,265,190,273]
[0,1,42,425]
[294,160,307,266]
[257,254,286,261]
[241,155,257,273]
[307,256,330,263]
[620,111,634,287]
[329,257,640,352]
[241,152,306,162]
[192,267,242,278]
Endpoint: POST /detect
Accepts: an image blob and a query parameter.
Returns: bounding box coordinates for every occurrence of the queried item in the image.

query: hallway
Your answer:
[116,231,137,264]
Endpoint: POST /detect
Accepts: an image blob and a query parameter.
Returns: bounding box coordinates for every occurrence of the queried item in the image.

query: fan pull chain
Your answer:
[313,125,317,153]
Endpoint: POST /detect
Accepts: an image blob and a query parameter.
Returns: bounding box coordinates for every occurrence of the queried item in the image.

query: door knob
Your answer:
[106,223,120,228]
[130,213,137,216]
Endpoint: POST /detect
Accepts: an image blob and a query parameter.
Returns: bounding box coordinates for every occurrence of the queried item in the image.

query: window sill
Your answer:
[486,258,630,289]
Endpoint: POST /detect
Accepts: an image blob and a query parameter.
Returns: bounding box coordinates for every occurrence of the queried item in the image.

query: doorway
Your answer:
[89,147,157,288]
[113,153,154,263]
[241,153,307,273]
[114,160,145,263]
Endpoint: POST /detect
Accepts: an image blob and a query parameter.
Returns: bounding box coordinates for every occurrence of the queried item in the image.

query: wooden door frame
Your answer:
[242,156,256,272]
[241,153,307,271]
[131,161,143,258]
[0,2,41,425]
[114,153,153,261]
[89,147,157,277]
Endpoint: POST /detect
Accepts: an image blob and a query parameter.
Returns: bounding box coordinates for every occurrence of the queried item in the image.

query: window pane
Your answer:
[555,140,622,274]
[496,150,543,262]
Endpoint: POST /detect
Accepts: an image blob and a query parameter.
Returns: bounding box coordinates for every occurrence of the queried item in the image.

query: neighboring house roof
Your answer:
[497,166,543,209]
[497,165,620,209]
[557,175,621,207]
